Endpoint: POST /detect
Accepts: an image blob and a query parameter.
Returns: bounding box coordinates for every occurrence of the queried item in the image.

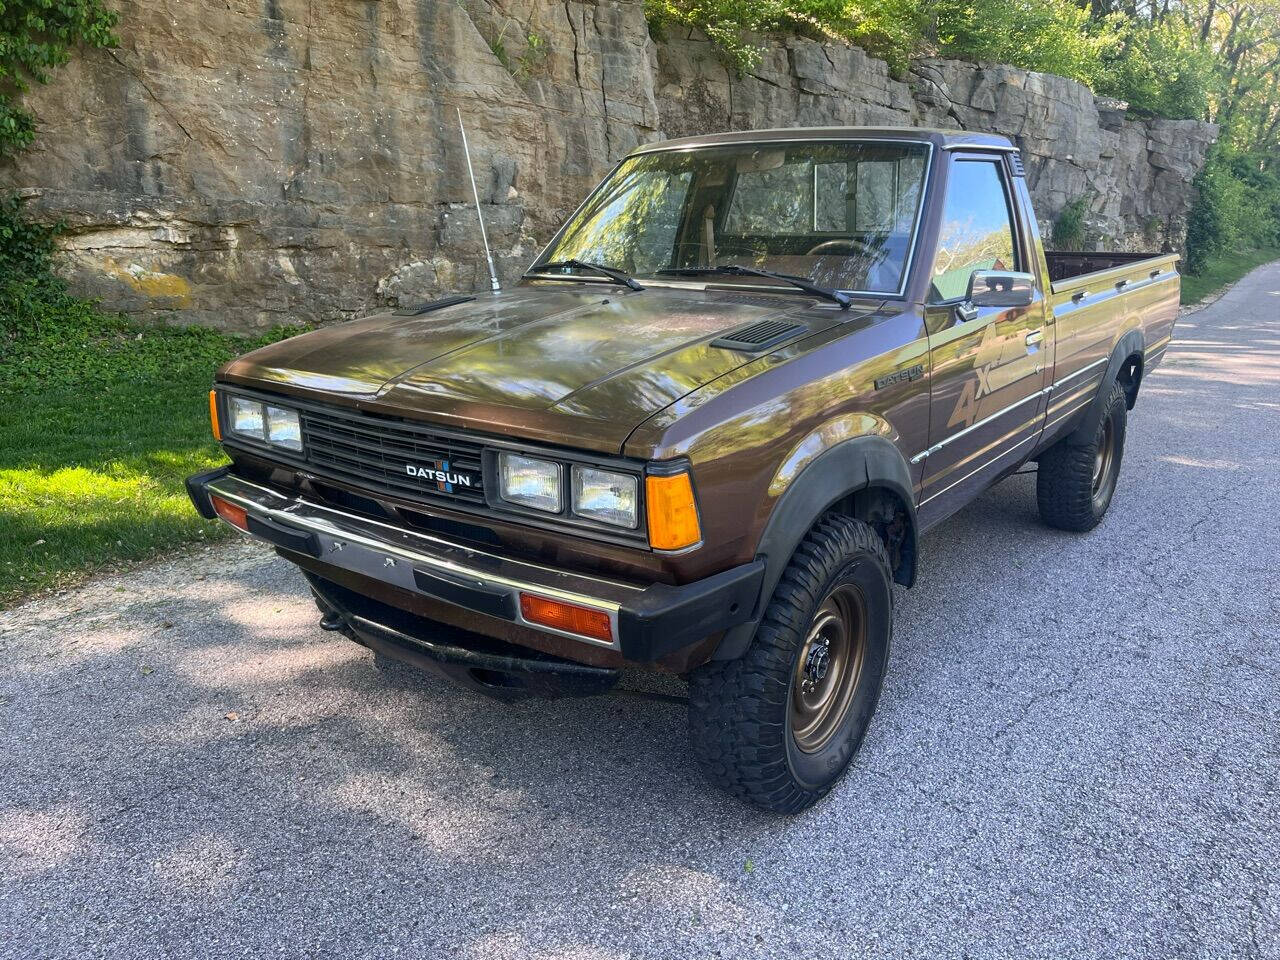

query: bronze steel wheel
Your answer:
[1091,414,1118,509]
[790,585,867,754]
[688,514,893,814]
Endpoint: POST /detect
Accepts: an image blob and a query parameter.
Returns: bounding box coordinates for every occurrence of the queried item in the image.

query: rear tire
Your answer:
[688,514,893,814]
[1037,380,1127,532]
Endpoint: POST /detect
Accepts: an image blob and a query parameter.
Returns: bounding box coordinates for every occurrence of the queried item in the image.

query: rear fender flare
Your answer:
[1069,328,1144,444]
[711,434,917,661]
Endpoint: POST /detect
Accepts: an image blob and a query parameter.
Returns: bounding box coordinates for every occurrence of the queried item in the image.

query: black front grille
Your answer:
[300,406,487,507]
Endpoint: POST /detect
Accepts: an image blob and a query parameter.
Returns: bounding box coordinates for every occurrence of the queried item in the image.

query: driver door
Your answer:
[917,152,1050,527]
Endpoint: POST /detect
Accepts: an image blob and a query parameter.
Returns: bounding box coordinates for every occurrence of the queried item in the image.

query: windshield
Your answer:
[533,141,930,295]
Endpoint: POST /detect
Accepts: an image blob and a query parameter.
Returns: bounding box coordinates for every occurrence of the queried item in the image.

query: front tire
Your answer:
[688,515,893,814]
[1037,380,1127,532]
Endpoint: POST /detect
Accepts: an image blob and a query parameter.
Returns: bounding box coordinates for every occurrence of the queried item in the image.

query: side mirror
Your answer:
[965,270,1035,310]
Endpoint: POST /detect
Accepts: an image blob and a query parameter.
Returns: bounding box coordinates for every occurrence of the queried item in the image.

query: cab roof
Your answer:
[629,126,1017,156]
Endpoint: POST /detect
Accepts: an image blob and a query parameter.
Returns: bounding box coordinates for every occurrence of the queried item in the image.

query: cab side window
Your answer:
[928,160,1018,303]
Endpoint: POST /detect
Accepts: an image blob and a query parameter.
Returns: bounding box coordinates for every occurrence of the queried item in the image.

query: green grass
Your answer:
[0,279,299,606]
[1181,245,1280,304]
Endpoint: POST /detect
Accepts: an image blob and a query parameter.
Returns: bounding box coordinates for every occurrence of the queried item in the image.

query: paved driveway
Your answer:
[3,263,1279,959]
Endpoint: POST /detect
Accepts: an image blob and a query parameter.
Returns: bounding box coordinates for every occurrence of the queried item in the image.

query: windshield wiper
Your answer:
[529,259,644,291]
[657,265,850,309]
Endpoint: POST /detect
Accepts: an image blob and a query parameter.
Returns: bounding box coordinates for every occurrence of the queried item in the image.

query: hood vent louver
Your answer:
[711,318,807,353]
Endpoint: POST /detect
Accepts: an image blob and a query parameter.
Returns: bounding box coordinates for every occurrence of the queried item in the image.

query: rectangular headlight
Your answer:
[265,405,302,451]
[229,396,265,439]
[572,466,638,528]
[499,452,562,513]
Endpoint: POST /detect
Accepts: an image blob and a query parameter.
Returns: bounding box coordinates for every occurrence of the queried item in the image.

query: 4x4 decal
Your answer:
[947,322,1040,428]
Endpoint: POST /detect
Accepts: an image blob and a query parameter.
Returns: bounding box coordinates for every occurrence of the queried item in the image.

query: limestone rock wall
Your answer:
[1,0,1217,330]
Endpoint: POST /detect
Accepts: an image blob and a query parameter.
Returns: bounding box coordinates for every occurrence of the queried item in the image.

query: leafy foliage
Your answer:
[1053,196,1091,250]
[1186,147,1280,273]
[645,0,1119,78]
[930,0,1116,85]
[645,0,924,74]
[0,0,117,156]
[0,190,57,274]
[484,19,551,80]
[0,1,271,604]
[1095,17,1218,120]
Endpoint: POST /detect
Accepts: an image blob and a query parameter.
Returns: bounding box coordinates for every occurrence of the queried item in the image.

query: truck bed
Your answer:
[1045,250,1173,285]
[1046,249,1181,314]
[1045,247,1181,401]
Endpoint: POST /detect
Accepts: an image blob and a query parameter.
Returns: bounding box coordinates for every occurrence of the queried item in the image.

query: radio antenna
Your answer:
[457,107,500,294]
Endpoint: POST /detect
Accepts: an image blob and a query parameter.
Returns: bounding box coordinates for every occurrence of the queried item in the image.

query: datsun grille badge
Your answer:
[405,459,474,493]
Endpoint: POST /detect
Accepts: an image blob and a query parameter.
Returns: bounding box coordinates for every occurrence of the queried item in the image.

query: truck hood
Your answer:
[221,285,864,453]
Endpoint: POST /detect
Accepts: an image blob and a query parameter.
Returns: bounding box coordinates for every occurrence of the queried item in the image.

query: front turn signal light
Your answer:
[209,494,248,531]
[209,389,222,441]
[646,471,701,550]
[519,593,614,643]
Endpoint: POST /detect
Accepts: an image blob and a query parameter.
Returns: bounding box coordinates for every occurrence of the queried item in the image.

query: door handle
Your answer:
[1071,289,1088,302]
[1025,331,1044,347]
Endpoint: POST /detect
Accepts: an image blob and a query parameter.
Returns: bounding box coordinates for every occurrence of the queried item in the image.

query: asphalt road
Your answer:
[3,263,1279,960]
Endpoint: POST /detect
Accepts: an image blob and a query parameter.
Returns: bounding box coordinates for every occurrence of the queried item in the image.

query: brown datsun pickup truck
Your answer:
[187,128,1179,812]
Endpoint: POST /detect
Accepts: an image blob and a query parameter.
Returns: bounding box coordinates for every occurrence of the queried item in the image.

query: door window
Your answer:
[928,160,1018,302]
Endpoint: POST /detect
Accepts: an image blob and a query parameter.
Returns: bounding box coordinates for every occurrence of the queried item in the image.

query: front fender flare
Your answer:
[711,434,917,661]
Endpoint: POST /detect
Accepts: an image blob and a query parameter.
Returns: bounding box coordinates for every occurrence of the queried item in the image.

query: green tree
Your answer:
[932,0,1120,84]
[1095,15,1218,119]
[645,0,928,73]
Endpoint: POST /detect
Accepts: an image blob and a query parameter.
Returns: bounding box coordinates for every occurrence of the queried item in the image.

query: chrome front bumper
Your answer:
[186,467,763,661]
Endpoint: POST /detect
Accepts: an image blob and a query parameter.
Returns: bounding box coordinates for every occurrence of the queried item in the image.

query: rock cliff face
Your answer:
[1,0,1217,330]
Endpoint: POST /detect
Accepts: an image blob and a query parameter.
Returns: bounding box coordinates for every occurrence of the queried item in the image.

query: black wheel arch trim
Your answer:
[711,434,917,661]
[1069,328,1144,444]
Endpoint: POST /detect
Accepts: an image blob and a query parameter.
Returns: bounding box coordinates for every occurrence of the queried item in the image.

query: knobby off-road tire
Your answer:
[1037,380,1127,532]
[688,515,893,814]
